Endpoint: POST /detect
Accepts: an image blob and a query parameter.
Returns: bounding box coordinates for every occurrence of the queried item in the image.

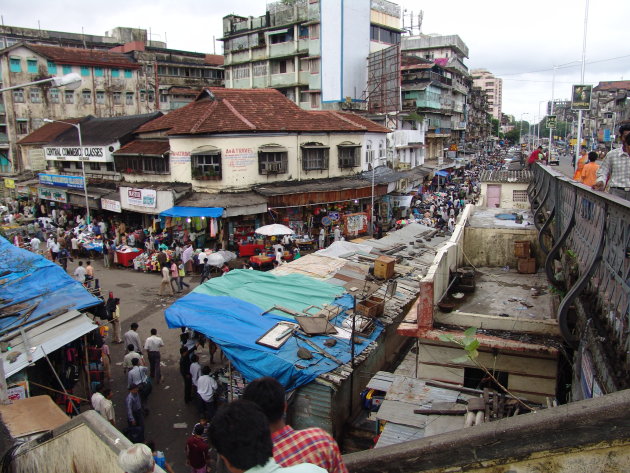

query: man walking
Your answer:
[144,328,164,384]
[123,344,145,374]
[243,377,348,473]
[196,365,218,420]
[125,384,145,443]
[185,423,209,473]
[124,322,142,353]
[594,122,630,199]
[179,346,194,404]
[73,261,86,284]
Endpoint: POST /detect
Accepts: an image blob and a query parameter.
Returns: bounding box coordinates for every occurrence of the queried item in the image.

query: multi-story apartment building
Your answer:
[221,0,402,110]
[0,25,224,175]
[471,68,502,120]
[591,80,630,146]
[467,86,491,143]
[401,34,470,147]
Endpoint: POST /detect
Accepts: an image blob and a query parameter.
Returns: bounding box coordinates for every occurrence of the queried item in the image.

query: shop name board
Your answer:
[38,187,67,203]
[39,173,85,190]
[225,147,255,172]
[127,188,156,208]
[101,198,122,213]
[4,178,15,189]
[43,146,112,163]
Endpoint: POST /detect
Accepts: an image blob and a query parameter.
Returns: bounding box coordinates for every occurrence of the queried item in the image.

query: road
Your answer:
[66,256,220,471]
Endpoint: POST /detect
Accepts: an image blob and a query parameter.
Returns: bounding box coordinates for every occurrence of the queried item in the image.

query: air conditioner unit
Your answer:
[266,162,282,173]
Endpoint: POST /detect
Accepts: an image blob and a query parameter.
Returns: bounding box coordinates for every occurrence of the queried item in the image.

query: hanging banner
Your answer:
[38,187,67,203]
[39,173,85,190]
[127,188,157,208]
[571,85,592,110]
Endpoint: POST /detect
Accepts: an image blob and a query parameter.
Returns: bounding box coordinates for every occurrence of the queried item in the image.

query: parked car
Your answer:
[548,151,560,166]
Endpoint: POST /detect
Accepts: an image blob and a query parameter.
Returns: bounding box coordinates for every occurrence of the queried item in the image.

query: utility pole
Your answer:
[574,0,590,170]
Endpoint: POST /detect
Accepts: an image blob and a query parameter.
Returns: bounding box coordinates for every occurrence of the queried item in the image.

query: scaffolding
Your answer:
[365,45,401,115]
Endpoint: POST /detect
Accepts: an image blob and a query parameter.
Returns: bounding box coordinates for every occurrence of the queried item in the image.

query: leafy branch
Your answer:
[438,327,536,412]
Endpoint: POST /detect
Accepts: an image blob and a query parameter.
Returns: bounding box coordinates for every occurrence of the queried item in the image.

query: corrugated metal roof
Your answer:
[375,422,425,448]
[479,170,532,183]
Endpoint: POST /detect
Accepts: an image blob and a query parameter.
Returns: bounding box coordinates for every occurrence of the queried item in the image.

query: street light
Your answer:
[42,118,90,225]
[0,73,81,93]
[519,112,529,147]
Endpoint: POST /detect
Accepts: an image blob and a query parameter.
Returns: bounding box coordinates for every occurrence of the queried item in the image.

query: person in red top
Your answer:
[186,423,209,473]
[243,377,348,473]
[527,146,544,169]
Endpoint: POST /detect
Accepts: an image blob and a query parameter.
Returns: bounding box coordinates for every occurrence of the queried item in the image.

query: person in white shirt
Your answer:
[189,354,201,388]
[29,236,41,254]
[70,236,79,257]
[333,226,341,242]
[73,261,87,283]
[196,365,218,419]
[123,344,145,373]
[124,323,142,353]
[99,388,115,425]
[144,328,165,384]
[91,385,105,413]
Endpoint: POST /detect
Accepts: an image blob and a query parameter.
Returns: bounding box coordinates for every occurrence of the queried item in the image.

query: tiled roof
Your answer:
[27,44,140,69]
[168,87,201,96]
[137,88,391,135]
[479,170,532,184]
[594,80,630,92]
[17,118,83,145]
[113,140,170,157]
[205,54,224,66]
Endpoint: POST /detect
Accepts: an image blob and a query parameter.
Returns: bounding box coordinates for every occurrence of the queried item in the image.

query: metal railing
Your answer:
[529,164,630,385]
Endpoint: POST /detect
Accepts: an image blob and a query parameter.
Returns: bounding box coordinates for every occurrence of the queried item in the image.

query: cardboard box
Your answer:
[374,255,396,279]
[514,240,531,258]
[517,257,536,274]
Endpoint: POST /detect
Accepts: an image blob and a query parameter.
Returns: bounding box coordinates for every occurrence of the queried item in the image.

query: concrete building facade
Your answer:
[471,68,502,120]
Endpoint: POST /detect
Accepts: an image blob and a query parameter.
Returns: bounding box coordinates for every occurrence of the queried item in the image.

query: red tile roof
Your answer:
[168,87,201,96]
[27,44,140,69]
[137,88,391,135]
[113,140,170,157]
[594,80,630,92]
[17,118,83,145]
[205,54,224,66]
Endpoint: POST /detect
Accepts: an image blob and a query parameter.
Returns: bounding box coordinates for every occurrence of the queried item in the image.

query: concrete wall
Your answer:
[463,226,542,268]
[480,182,529,209]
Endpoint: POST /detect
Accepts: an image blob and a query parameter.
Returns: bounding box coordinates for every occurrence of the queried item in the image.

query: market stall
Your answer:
[159,206,223,249]
[116,247,142,267]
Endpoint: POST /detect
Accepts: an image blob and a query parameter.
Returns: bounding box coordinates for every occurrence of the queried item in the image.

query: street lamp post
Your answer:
[42,118,90,225]
[519,112,529,148]
[0,73,81,93]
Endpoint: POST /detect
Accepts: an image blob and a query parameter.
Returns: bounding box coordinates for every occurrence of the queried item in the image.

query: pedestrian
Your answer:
[99,388,115,425]
[102,339,112,381]
[74,261,86,284]
[109,240,117,267]
[527,146,544,169]
[196,365,218,420]
[125,385,145,443]
[199,262,212,284]
[118,444,154,473]
[127,358,151,405]
[183,243,194,274]
[50,237,60,262]
[70,235,79,257]
[85,260,94,286]
[594,122,630,199]
[180,346,194,404]
[124,322,142,353]
[103,240,110,268]
[580,151,600,187]
[318,227,325,249]
[29,234,41,254]
[209,400,326,473]
[58,245,71,272]
[146,441,175,473]
[573,148,589,180]
[190,354,201,391]
[170,260,180,293]
[107,294,122,343]
[91,383,105,413]
[192,416,210,443]
[144,328,164,384]
[123,344,145,374]
[243,377,347,473]
[46,234,55,260]
[185,423,209,473]
[159,263,174,296]
[178,260,191,292]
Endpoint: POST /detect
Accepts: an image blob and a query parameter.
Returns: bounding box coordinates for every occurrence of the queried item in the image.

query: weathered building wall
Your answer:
[463,227,542,268]
[480,181,530,209]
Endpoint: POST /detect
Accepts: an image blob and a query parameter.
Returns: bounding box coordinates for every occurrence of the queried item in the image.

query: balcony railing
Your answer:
[529,164,630,392]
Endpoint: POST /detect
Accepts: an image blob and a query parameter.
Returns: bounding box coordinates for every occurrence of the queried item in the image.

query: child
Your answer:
[192,416,209,443]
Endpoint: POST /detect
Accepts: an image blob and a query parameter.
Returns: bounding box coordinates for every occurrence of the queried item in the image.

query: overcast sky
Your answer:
[2,0,628,123]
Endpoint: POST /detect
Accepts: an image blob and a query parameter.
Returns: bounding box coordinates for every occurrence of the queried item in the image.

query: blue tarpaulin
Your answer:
[165,271,384,391]
[0,236,101,335]
[160,206,223,218]
[435,170,450,177]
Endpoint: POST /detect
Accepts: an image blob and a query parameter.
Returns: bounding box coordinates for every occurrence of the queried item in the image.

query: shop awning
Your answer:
[178,192,267,218]
[435,170,450,177]
[160,206,223,218]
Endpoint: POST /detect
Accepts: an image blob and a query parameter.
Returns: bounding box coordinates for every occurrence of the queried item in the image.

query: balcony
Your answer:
[391,129,424,148]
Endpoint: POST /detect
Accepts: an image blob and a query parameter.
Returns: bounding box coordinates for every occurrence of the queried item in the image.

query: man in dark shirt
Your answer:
[179,346,194,404]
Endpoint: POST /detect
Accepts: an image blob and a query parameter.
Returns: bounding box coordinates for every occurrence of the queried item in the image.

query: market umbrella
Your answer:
[216,250,237,262]
[254,224,294,236]
[205,253,227,267]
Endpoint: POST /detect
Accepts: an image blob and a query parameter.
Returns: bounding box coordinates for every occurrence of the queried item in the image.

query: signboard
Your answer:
[39,173,85,190]
[4,178,15,189]
[391,195,413,208]
[603,129,612,142]
[127,188,156,208]
[43,145,113,163]
[38,187,67,203]
[225,147,255,172]
[546,115,557,129]
[28,148,46,170]
[449,144,458,151]
[571,84,592,110]
[171,151,191,164]
[101,198,122,213]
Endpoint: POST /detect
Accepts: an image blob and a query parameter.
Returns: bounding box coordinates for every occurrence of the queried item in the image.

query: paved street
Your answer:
[66,256,218,472]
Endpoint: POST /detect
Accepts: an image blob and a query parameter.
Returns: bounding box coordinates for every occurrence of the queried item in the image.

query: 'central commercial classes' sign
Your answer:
[39,173,85,190]
[43,146,113,163]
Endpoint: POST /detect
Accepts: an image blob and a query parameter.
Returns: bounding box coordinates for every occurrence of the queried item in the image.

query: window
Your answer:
[124,69,132,78]
[115,155,170,175]
[82,90,92,104]
[252,61,267,77]
[94,67,103,77]
[13,88,24,103]
[29,88,42,103]
[113,92,122,105]
[366,140,374,163]
[232,64,250,80]
[192,153,221,179]
[89,162,101,171]
[147,89,155,102]
[513,190,528,203]
[49,88,60,103]
[258,147,288,175]
[62,65,72,75]
[9,57,21,73]
[27,59,38,74]
[378,141,385,158]
[111,69,120,78]
[270,29,294,44]
[47,61,57,74]
[299,90,310,103]
[309,24,320,39]
[16,120,28,135]
[81,66,90,77]
[299,58,310,72]
[301,144,329,171]
[299,25,309,38]
[310,59,320,74]
[338,144,360,168]
[310,92,320,109]
[464,367,508,391]
[271,59,294,75]
[65,90,75,104]
[96,91,105,104]
[126,92,134,105]
[60,161,73,170]
[160,91,168,103]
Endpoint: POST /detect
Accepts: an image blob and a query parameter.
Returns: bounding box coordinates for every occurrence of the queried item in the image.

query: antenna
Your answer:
[213,35,216,55]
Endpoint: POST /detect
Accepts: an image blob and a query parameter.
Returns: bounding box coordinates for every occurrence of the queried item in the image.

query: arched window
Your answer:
[366,140,374,163]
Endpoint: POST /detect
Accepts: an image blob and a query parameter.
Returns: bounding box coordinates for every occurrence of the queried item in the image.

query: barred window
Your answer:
[232,64,250,80]
[513,190,528,203]
[301,143,329,171]
[252,61,267,77]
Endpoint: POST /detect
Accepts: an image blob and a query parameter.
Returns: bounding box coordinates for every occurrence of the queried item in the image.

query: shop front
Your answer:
[119,183,190,230]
